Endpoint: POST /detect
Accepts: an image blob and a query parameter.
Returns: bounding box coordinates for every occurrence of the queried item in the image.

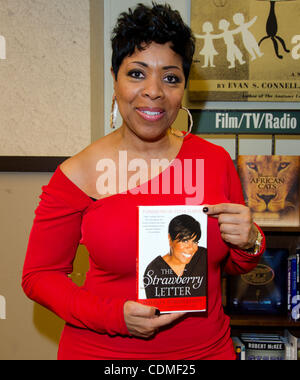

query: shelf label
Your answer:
[191,110,300,134]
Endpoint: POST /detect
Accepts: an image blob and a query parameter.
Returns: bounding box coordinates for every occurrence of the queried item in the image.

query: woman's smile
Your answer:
[136,107,166,122]
[181,252,193,259]
[168,238,199,266]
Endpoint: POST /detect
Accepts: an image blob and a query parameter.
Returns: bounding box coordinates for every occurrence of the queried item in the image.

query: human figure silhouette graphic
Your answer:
[258,1,290,59]
[233,13,264,61]
[218,19,245,69]
[195,22,222,68]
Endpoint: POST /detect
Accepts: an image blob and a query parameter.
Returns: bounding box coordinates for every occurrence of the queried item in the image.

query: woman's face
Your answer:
[168,235,198,266]
[112,42,185,142]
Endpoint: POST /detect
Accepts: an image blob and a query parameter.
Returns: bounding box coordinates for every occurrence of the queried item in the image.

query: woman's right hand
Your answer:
[124,301,184,339]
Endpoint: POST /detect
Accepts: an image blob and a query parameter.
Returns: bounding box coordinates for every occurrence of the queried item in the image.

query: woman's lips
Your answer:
[182,252,193,259]
[136,108,165,122]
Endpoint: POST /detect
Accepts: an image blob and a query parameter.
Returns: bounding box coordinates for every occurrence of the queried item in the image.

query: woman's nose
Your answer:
[186,243,194,251]
[142,77,163,100]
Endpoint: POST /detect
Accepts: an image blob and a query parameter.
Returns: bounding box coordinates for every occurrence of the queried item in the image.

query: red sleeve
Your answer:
[22,169,130,336]
[222,153,266,275]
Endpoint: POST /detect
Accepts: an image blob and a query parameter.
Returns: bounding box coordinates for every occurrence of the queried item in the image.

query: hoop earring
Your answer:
[170,106,193,138]
[110,96,118,130]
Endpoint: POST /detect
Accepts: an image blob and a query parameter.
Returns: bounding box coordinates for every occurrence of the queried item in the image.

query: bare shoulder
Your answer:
[60,132,119,195]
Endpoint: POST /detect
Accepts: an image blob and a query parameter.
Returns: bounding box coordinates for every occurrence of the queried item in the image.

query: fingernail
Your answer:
[155,309,161,316]
[203,207,209,213]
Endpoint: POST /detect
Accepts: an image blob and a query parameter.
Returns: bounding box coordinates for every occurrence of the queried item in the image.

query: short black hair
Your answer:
[111,2,195,87]
[168,214,201,242]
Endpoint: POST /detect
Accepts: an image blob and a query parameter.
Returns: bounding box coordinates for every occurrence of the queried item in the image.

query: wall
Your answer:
[0,0,299,360]
[0,0,92,157]
[0,0,98,360]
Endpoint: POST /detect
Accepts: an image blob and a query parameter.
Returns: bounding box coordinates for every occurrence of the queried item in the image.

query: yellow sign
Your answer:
[189,0,300,102]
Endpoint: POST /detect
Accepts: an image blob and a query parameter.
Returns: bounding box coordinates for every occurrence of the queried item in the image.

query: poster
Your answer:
[189,0,300,102]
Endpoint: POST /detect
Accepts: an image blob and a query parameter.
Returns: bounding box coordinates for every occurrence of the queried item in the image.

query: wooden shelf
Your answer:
[262,227,300,233]
[228,226,300,332]
[230,314,300,328]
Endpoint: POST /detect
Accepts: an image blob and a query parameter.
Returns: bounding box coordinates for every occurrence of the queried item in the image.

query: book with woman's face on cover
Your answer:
[137,206,207,313]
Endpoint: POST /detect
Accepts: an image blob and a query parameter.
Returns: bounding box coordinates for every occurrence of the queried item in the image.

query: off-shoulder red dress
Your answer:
[22,134,265,360]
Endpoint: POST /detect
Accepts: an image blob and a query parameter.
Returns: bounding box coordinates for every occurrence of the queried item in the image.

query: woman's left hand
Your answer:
[204,203,257,251]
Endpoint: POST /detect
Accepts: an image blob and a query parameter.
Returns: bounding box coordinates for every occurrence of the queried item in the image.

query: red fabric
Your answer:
[22,134,265,360]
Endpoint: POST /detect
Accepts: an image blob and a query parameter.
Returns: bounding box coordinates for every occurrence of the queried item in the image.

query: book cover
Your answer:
[229,248,289,314]
[137,205,207,313]
[237,155,300,227]
[189,0,300,102]
[240,333,287,360]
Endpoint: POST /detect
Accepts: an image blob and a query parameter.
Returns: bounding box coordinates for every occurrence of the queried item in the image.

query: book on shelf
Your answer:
[288,247,300,322]
[232,331,299,360]
[241,334,286,361]
[228,248,288,315]
[136,205,207,313]
[232,336,246,361]
[284,330,299,361]
[237,155,300,227]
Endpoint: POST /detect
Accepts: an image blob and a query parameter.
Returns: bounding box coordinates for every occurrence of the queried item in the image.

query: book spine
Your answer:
[287,256,292,312]
[296,250,300,321]
[232,337,245,360]
[290,256,297,320]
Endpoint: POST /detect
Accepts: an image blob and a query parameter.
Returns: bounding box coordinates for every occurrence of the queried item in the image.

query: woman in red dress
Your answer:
[22,3,265,360]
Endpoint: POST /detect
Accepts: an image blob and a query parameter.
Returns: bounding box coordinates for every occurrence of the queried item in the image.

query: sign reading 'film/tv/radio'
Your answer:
[192,110,300,134]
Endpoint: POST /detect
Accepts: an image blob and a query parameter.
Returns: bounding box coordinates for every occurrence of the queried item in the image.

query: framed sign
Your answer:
[189,0,300,102]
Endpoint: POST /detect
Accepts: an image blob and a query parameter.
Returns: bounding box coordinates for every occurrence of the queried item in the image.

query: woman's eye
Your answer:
[128,70,144,79]
[164,75,180,84]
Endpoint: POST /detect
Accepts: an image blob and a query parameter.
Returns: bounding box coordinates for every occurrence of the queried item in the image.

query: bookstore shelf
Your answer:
[263,227,300,233]
[230,315,300,328]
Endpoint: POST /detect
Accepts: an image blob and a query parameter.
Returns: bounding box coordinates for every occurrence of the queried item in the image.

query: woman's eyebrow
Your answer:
[163,65,182,71]
[131,61,182,71]
[131,61,148,67]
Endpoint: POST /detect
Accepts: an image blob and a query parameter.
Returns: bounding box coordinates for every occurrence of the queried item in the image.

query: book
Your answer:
[229,248,288,314]
[284,330,298,361]
[232,336,246,360]
[137,205,207,313]
[240,333,288,360]
[237,155,300,227]
[288,248,300,321]
[189,0,300,103]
